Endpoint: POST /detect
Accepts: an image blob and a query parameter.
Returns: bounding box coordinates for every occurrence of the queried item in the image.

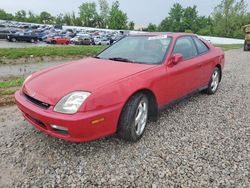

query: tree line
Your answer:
[0,0,133,30]
[0,0,249,38]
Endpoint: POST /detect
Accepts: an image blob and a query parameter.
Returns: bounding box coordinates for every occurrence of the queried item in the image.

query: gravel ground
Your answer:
[0,49,250,187]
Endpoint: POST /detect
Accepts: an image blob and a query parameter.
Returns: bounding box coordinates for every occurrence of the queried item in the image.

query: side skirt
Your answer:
[158,85,208,113]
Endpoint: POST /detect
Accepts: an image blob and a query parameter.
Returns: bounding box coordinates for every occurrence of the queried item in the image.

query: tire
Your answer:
[117,93,149,142]
[11,38,16,42]
[244,41,249,51]
[30,38,35,43]
[205,67,221,95]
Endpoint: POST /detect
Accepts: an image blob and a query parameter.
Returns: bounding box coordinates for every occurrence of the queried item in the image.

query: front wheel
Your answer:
[205,67,221,95]
[117,93,149,142]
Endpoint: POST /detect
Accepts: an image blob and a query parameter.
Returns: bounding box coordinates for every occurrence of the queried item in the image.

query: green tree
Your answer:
[158,3,184,32]
[213,0,247,38]
[158,17,171,32]
[183,6,198,32]
[128,21,135,30]
[147,23,158,32]
[108,1,128,30]
[98,0,110,28]
[15,10,27,22]
[71,12,83,26]
[63,13,72,26]
[0,9,14,20]
[168,3,184,31]
[39,11,54,24]
[55,14,64,25]
[196,16,214,36]
[79,2,98,27]
[27,11,39,23]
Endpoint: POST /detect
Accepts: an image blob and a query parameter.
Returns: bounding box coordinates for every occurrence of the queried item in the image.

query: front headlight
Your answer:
[54,91,91,114]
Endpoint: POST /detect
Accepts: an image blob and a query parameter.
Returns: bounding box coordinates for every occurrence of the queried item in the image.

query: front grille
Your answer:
[23,93,50,109]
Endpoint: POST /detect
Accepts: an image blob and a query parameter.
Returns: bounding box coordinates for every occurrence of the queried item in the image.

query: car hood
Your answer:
[23,57,156,105]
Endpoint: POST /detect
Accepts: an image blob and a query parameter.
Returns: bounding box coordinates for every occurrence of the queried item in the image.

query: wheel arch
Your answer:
[121,88,159,122]
[215,64,222,82]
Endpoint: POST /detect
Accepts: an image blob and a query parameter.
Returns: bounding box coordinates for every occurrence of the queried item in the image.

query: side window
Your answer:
[173,36,198,60]
[193,37,209,54]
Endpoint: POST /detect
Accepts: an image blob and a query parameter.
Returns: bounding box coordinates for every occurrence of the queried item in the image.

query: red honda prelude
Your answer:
[15,33,225,142]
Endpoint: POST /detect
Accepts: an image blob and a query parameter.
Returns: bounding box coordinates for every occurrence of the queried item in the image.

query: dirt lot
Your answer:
[0,49,249,187]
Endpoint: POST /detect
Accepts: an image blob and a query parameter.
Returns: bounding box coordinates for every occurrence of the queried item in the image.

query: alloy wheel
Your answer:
[211,70,219,92]
[135,98,148,136]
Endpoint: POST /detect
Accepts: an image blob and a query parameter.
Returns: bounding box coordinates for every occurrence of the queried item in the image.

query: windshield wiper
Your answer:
[108,57,135,63]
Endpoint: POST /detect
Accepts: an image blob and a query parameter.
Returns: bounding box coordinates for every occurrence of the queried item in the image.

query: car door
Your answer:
[165,36,204,102]
[24,33,31,42]
[56,36,62,44]
[60,36,66,44]
[192,37,213,85]
[18,33,25,41]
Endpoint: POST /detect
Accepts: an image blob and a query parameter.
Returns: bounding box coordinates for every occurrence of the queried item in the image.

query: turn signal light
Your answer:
[91,118,105,125]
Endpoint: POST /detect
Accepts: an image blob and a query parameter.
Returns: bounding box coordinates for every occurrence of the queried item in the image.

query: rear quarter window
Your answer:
[193,37,209,54]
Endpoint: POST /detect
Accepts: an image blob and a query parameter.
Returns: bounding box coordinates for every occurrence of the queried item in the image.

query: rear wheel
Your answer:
[30,38,35,43]
[11,38,16,42]
[205,67,221,95]
[118,93,149,142]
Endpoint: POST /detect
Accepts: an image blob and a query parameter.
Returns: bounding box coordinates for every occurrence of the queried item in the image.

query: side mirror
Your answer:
[172,53,183,65]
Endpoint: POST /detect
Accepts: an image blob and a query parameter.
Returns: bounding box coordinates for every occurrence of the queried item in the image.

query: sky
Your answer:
[1,0,250,26]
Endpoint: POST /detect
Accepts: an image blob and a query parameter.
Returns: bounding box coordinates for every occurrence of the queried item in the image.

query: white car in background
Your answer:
[94,37,110,45]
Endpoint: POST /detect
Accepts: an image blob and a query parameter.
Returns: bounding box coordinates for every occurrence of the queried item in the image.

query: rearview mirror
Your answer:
[172,54,183,65]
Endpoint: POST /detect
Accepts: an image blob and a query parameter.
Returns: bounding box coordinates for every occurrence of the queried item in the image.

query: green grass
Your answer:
[0,45,106,59]
[0,77,24,89]
[0,89,16,96]
[0,44,243,60]
[215,44,243,51]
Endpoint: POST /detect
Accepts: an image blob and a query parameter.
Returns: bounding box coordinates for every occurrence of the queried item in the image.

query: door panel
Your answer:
[163,36,204,103]
[192,37,214,84]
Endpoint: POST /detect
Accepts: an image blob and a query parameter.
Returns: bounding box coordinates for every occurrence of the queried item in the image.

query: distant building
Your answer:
[134,24,145,31]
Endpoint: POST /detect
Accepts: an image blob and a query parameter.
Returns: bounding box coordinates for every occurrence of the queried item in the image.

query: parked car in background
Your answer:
[46,36,71,45]
[94,37,110,45]
[34,32,46,41]
[70,36,92,45]
[7,32,39,42]
[0,30,14,39]
[15,33,224,142]
[100,38,110,45]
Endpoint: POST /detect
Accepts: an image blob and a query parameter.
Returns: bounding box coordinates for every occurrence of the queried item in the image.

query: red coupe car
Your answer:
[15,33,225,142]
[46,36,71,45]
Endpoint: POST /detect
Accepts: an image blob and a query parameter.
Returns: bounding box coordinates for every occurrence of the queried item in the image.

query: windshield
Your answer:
[97,35,172,64]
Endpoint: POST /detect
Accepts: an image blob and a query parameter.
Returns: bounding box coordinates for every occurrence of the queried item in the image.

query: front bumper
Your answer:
[15,91,123,142]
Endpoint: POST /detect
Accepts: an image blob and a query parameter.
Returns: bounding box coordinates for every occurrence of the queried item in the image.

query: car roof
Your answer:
[129,32,197,38]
